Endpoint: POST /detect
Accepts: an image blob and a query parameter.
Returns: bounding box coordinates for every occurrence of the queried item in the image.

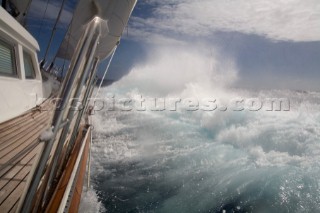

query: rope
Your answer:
[83,43,118,195]
[22,0,33,27]
[93,44,118,100]
[58,7,76,78]
[86,44,118,193]
[42,0,68,68]
[36,0,50,40]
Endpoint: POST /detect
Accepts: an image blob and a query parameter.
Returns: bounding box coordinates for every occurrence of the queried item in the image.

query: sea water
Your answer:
[80,48,320,213]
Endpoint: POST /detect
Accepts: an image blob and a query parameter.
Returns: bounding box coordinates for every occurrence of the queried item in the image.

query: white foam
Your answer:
[79,187,105,213]
[84,42,320,212]
[39,127,54,141]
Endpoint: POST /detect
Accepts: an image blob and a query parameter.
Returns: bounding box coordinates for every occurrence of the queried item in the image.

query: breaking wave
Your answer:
[80,45,320,212]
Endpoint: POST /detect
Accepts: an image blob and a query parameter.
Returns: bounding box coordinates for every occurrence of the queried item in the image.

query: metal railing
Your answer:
[21,18,102,212]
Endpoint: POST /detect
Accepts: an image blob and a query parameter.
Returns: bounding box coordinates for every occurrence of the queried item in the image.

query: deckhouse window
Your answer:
[0,38,17,77]
[23,51,36,79]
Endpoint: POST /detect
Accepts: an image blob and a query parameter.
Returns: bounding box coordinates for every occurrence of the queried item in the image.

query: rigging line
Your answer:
[36,0,50,40]
[93,44,119,101]
[43,0,68,65]
[60,23,73,78]
[22,0,33,27]
[56,5,76,77]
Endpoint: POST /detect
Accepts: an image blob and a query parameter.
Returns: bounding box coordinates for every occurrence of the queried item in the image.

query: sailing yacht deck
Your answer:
[0,99,54,212]
[0,0,137,211]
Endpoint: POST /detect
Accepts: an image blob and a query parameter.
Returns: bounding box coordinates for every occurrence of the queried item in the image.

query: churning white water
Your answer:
[80,46,320,213]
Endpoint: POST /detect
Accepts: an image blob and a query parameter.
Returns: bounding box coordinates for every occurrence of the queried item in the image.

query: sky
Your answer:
[16,0,320,91]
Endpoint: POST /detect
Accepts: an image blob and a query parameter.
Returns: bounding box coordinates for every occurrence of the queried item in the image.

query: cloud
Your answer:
[131,0,320,43]
[125,21,185,45]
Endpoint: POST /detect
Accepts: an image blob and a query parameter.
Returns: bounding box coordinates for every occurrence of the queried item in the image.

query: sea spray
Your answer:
[83,45,320,212]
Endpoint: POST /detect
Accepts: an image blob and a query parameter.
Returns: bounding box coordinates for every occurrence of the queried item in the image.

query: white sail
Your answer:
[57,0,136,60]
